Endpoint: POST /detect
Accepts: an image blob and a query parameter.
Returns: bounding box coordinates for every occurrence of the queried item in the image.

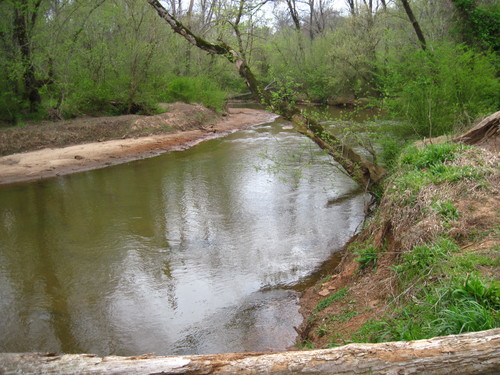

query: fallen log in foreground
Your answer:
[1,329,499,374]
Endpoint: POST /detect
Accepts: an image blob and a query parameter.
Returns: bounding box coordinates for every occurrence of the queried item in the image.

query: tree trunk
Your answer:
[146,0,385,190]
[345,0,356,16]
[400,0,427,51]
[1,329,499,374]
[13,0,43,113]
[285,0,301,31]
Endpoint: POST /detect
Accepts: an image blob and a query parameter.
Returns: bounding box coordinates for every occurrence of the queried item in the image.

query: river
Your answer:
[0,112,367,356]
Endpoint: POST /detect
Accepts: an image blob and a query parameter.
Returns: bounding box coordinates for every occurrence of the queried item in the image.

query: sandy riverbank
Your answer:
[0,106,278,185]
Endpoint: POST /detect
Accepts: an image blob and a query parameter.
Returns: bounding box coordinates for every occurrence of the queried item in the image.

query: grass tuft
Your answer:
[355,246,378,270]
[314,287,349,312]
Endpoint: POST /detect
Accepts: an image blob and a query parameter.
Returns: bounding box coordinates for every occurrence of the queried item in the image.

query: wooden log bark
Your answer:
[1,329,499,374]
[454,111,500,146]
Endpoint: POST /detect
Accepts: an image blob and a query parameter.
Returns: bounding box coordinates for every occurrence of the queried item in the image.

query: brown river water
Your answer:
[0,111,368,356]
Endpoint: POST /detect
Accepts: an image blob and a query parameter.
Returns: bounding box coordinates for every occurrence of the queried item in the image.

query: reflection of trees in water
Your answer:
[0,128,367,354]
[0,182,80,352]
[110,161,180,313]
[161,261,178,310]
[32,183,80,353]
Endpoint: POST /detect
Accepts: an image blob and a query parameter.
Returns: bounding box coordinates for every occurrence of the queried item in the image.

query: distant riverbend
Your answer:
[0,104,277,185]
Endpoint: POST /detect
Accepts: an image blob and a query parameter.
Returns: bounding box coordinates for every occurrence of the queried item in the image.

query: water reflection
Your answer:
[0,117,366,355]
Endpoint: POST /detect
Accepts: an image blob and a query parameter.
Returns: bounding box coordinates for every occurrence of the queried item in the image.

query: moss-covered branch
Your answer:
[146,0,385,189]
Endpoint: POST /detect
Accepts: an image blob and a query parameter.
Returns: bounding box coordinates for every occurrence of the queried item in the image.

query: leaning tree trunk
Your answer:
[1,329,499,374]
[146,0,385,190]
[400,0,427,51]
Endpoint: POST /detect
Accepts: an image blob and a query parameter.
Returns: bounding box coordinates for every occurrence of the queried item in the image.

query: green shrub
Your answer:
[379,136,404,169]
[0,89,25,124]
[162,76,227,112]
[452,0,500,51]
[379,43,499,137]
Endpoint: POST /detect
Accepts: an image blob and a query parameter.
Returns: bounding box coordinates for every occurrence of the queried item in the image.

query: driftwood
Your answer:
[454,111,500,147]
[1,329,499,374]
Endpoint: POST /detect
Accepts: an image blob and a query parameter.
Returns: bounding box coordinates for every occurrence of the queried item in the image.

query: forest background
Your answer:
[0,0,498,141]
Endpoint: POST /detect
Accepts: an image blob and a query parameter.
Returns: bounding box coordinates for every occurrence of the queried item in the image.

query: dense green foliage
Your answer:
[452,0,500,51]
[162,76,227,112]
[379,44,499,137]
[0,0,498,142]
[0,0,233,123]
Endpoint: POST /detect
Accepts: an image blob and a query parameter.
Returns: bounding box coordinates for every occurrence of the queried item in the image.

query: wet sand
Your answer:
[0,108,278,186]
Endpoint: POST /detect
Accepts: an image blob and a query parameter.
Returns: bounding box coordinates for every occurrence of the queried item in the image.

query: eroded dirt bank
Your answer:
[297,118,499,348]
[0,104,277,185]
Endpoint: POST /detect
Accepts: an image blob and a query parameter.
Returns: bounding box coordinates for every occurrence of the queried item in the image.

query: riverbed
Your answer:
[0,114,367,356]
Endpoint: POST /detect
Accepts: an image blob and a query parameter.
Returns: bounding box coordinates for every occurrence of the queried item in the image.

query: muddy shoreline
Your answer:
[0,107,278,186]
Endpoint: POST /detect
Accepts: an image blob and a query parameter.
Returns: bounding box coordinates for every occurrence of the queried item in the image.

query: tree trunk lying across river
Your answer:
[1,329,498,374]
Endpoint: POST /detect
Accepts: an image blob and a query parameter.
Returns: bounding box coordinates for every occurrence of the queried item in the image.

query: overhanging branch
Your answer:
[146,0,386,189]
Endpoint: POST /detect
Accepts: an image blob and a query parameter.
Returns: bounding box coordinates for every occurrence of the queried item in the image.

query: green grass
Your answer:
[315,325,330,337]
[391,237,458,283]
[314,287,349,312]
[354,238,499,343]
[328,308,359,323]
[348,141,499,344]
[399,143,458,169]
[451,252,500,272]
[432,200,459,222]
[297,339,315,349]
[387,143,489,205]
[355,246,378,270]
